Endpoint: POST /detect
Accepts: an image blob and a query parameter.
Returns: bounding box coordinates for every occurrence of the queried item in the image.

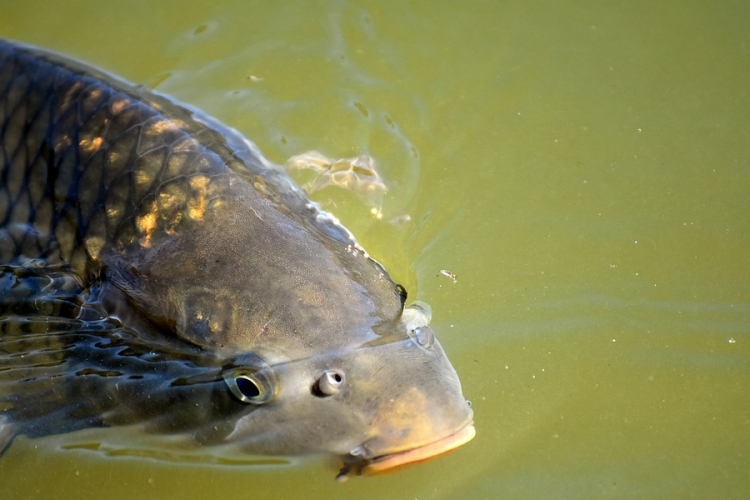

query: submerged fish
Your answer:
[0,39,474,479]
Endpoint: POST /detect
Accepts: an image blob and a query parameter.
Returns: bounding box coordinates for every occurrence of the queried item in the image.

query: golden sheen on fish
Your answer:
[0,39,474,479]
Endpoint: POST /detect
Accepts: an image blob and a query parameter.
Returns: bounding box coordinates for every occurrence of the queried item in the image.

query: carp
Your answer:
[0,39,473,479]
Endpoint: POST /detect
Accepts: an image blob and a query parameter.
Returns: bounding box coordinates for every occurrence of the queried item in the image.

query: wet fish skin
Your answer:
[0,39,473,472]
[0,39,396,356]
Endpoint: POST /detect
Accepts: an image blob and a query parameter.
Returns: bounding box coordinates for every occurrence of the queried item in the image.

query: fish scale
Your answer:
[1,42,202,271]
[0,41,295,276]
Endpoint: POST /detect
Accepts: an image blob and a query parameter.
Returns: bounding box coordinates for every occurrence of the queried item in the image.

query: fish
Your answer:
[0,38,474,479]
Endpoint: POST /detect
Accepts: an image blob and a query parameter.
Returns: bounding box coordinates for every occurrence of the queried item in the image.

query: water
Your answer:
[1,0,749,498]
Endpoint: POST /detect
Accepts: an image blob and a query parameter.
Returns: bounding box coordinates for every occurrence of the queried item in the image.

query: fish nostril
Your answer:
[311,369,345,398]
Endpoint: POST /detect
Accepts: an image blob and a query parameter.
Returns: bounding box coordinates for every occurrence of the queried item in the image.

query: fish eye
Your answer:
[223,370,273,404]
[236,376,261,398]
[312,369,345,397]
[410,326,435,350]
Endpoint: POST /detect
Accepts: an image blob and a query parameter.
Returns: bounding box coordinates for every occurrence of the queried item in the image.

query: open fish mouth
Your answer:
[337,422,475,480]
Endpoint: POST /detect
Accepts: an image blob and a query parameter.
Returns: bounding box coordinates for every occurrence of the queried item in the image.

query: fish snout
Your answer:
[338,377,474,479]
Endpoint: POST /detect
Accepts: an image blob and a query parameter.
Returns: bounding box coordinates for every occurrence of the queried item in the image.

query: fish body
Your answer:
[0,39,473,477]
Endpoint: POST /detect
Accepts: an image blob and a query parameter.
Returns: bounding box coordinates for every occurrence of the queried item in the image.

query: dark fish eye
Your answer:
[223,370,272,404]
[236,376,260,398]
[312,369,345,397]
[411,326,435,350]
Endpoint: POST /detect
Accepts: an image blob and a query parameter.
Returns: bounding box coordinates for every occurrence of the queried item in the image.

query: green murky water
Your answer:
[1,0,749,498]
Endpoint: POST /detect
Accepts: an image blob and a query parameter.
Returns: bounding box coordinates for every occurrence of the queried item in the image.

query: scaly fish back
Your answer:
[0,39,360,278]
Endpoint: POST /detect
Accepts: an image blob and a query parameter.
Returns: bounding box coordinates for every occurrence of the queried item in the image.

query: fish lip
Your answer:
[358,420,476,476]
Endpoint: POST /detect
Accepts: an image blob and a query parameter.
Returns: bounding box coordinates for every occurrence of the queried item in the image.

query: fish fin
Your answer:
[0,414,17,456]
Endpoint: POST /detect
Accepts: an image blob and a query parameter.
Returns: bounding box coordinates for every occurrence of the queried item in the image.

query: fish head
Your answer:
[101,186,473,474]
[220,302,474,477]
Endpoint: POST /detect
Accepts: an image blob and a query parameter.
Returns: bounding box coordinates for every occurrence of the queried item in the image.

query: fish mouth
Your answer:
[362,422,475,475]
[337,421,475,481]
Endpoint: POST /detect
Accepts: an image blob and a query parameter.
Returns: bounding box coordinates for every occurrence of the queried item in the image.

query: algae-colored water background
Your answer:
[1,1,749,498]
